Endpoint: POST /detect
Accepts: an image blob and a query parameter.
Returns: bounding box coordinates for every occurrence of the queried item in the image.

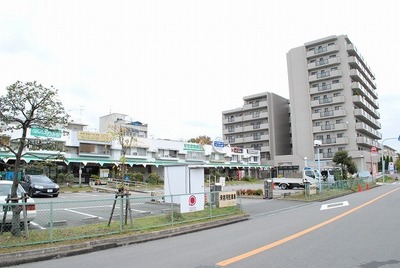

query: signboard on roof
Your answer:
[78,131,112,142]
[213,137,225,153]
[184,143,204,151]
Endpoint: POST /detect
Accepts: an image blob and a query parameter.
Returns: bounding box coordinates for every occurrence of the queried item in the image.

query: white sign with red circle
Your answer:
[180,194,204,213]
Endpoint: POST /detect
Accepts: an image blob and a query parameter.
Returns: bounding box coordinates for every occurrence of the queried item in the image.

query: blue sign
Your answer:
[213,141,224,148]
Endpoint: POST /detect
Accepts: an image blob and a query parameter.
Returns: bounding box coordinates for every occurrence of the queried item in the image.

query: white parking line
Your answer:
[320,201,349,210]
[64,208,104,219]
[29,221,46,230]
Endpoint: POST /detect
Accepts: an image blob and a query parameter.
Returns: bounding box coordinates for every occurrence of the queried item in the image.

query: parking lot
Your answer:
[28,192,173,230]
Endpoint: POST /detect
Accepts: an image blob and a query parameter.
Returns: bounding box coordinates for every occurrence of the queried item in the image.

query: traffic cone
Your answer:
[358,184,362,192]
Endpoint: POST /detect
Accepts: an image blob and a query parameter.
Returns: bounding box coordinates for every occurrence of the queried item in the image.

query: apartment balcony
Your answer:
[313,122,348,133]
[320,136,348,146]
[311,109,346,120]
[260,146,270,152]
[310,82,343,95]
[242,123,269,132]
[242,100,268,111]
[356,136,380,148]
[242,111,268,122]
[347,44,376,80]
[310,95,345,108]
[222,117,237,125]
[348,56,376,88]
[354,108,381,129]
[352,96,380,119]
[351,82,379,109]
[306,44,339,58]
[355,122,382,139]
[350,69,378,97]
[307,57,341,71]
[243,134,269,143]
[309,70,342,83]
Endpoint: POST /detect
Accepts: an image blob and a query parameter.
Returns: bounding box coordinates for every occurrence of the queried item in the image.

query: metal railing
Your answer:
[0,192,242,249]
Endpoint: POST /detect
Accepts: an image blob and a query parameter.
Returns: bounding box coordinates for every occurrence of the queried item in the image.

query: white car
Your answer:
[0,180,37,227]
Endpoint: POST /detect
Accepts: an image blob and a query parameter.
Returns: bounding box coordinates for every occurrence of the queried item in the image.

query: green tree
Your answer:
[108,124,137,184]
[188,135,212,145]
[0,81,69,236]
[332,150,357,180]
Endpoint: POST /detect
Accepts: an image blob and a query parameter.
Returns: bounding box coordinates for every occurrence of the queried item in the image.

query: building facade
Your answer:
[286,35,382,173]
[222,92,291,166]
[0,117,264,182]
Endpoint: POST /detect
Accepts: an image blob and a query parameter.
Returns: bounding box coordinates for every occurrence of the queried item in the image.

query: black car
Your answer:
[20,175,60,197]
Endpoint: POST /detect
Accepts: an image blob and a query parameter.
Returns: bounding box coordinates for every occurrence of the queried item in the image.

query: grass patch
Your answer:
[0,206,243,254]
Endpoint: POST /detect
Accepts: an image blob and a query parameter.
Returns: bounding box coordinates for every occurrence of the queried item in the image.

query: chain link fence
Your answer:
[0,191,242,249]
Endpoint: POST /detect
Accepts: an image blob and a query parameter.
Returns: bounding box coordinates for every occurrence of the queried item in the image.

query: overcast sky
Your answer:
[1,0,399,151]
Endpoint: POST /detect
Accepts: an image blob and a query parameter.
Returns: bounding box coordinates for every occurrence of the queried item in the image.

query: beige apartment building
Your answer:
[285,35,381,173]
[223,35,382,175]
[222,92,291,167]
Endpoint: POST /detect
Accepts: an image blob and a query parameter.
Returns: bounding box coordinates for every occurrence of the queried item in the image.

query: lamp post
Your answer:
[381,135,400,184]
[314,140,322,193]
[361,154,364,173]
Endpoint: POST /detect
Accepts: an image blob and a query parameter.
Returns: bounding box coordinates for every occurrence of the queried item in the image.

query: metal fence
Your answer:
[303,178,376,199]
[0,192,242,249]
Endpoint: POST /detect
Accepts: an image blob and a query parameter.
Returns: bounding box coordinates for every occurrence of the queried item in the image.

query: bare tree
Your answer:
[0,81,69,236]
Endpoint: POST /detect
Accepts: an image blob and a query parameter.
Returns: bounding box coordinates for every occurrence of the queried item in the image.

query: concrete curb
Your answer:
[0,214,249,267]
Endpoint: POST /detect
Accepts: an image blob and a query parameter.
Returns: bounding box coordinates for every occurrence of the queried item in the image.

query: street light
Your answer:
[381,135,400,184]
[314,140,322,193]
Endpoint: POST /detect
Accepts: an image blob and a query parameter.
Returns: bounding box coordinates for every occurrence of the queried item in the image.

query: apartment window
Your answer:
[228,136,235,143]
[338,147,345,151]
[333,93,340,97]
[314,96,320,100]
[335,106,340,110]
[332,80,339,84]
[336,119,342,124]
[329,55,336,58]
[228,116,234,122]
[316,135,323,140]
[253,133,261,140]
[228,126,234,133]
[252,100,259,107]
[331,67,338,71]
[312,83,319,88]
[328,43,335,46]
[311,71,317,75]
[337,133,344,138]
[252,111,260,118]
[253,122,261,129]
[314,109,321,113]
[310,59,316,63]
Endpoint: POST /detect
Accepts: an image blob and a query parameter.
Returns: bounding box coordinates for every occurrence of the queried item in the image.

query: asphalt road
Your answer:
[9,182,400,267]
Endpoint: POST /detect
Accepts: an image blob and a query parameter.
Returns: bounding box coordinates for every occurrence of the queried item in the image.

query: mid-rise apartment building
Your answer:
[286,35,381,172]
[223,35,382,174]
[222,92,291,166]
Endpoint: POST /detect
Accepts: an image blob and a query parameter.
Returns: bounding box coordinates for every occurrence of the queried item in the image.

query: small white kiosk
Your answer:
[163,165,205,213]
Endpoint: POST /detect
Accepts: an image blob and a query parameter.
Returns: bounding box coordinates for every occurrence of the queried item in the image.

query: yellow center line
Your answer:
[217,187,400,267]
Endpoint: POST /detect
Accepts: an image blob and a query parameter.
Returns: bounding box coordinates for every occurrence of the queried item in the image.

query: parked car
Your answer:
[0,180,37,226]
[20,175,60,197]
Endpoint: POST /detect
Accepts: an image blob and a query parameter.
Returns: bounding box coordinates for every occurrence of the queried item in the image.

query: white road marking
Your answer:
[30,221,46,230]
[64,208,104,219]
[320,201,349,210]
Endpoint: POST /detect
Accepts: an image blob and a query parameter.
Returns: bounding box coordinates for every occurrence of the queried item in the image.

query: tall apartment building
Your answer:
[286,35,381,172]
[222,92,291,166]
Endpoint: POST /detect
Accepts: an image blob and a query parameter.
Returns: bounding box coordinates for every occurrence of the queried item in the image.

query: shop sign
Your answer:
[184,143,204,151]
[31,127,62,138]
[231,147,243,153]
[78,131,112,142]
[217,191,237,208]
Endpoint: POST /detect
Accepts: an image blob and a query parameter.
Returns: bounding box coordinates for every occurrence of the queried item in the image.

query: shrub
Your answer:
[254,189,263,196]
[132,172,144,182]
[147,172,160,184]
[245,189,254,195]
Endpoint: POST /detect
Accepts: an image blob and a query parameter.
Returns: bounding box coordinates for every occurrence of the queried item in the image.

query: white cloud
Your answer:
[0,0,399,151]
